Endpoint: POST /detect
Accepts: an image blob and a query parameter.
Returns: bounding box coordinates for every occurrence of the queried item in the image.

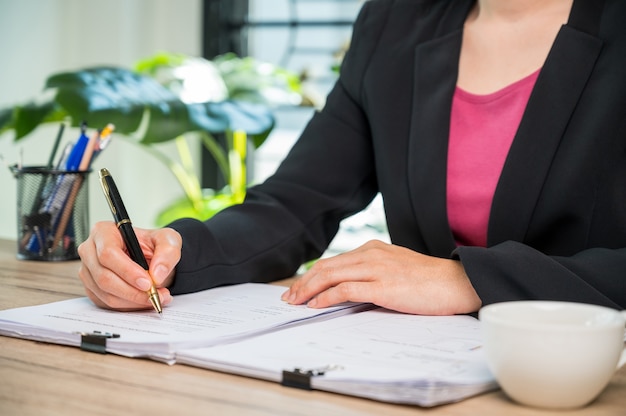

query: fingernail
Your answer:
[307,298,318,308]
[153,264,169,283]
[288,292,297,304]
[136,277,152,291]
[281,289,290,301]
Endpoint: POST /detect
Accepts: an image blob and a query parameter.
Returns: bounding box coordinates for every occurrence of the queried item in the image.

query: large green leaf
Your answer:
[47,67,152,135]
[13,101,57,139]
[2,66,275,144]
[0,107,15,136]
[0,100,59,141]
[186,101,274,148]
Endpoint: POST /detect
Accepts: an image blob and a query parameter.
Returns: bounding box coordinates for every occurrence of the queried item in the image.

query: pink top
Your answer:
[447,70,540,247]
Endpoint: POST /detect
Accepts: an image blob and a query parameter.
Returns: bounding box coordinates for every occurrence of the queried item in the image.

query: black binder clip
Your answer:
[78,331,120,354]
[281,365,343,390]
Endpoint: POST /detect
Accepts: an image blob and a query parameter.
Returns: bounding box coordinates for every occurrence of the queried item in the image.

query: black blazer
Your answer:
[169,0,626,310]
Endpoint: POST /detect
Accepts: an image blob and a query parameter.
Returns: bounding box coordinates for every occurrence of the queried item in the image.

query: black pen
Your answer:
[99,168,163,315]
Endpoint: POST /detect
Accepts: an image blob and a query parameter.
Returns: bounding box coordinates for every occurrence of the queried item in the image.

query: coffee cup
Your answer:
[479,301,626,409]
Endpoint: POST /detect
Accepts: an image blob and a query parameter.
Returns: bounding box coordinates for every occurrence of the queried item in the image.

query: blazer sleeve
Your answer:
[166,1,389,295]
[455,243,626,310]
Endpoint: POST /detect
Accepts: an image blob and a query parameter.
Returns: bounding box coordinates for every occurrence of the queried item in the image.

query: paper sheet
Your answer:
[0,283,365,363]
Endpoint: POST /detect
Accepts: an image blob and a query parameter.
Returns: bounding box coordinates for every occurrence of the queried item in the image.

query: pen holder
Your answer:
[12,165,91,261]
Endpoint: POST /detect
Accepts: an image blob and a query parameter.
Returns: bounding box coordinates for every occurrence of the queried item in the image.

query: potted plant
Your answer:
[0,52,304,226]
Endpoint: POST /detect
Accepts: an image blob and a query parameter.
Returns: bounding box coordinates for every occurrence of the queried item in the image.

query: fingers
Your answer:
[78,237,158,310]
[306,281,377,308]
[81,270,154,312]
[283,240,388,306]
[290,259,371,305]
[77,221,178,311]
[143,227,182,287]
[92,222,150,289]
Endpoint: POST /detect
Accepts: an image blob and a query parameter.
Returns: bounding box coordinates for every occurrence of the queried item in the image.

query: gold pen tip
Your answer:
[148,293,163,315]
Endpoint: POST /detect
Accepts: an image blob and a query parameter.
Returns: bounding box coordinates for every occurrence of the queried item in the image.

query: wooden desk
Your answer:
[0,238,624,415]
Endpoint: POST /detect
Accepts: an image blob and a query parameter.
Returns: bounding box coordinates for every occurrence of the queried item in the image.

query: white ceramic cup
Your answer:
[479,301,626,409]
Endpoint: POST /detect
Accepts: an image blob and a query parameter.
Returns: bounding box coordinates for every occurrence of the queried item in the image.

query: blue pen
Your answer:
[65,122,89,171]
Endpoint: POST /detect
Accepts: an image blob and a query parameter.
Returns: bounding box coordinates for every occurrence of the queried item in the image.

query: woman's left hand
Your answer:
[282,240,482,315]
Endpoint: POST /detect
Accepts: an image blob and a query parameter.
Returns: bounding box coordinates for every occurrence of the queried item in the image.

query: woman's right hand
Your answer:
[77,221,182,311]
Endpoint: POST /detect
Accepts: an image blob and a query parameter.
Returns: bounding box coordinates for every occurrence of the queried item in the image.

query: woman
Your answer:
[78,0,626,314]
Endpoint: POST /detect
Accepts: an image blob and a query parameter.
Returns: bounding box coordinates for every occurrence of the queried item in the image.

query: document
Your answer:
[0,283,365,363]
[177,309,497,407]
[0,282,497,406]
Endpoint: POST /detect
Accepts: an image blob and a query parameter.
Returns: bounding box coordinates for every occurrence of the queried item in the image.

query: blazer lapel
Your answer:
[408,30,464,256]
[488,10,604,245]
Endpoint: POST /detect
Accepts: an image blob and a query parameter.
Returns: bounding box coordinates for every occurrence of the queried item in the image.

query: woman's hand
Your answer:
[77,221,182,311]
[282,240,482,315]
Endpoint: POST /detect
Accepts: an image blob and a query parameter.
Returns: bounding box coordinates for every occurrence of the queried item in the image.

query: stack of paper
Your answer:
[177,308,497,407]
[0,282,497,406]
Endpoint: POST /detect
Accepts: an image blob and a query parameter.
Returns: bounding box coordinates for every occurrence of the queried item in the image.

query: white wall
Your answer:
[0,0,202,240]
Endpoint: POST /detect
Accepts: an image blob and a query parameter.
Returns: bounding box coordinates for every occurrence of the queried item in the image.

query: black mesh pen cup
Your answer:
[11,165,90,261]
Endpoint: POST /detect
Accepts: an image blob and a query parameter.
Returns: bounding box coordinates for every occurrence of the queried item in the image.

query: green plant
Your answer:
[0,52,303,225]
